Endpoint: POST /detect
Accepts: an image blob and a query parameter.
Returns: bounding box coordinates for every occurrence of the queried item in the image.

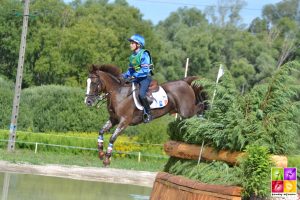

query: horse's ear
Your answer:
[89,64,97,72]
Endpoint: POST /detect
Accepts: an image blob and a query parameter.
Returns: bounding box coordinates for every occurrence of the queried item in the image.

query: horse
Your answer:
[84,64,208,166]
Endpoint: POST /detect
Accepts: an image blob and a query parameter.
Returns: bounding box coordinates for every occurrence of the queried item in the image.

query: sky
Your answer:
[124,0,282,25]
[64,0,283,25]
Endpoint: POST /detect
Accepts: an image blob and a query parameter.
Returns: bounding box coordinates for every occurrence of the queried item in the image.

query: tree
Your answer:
[205,0,246,27]
[230,58,255,93]
[0,0,23,81]
[262,0,299,25]
[156,7,210,80]
[0,0,160,87]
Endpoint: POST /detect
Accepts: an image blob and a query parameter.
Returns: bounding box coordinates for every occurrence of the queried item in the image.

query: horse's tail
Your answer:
[183,76,209,115]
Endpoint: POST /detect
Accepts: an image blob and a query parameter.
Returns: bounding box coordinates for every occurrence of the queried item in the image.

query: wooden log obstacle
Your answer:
[164,140,288,167]
[150,140,288,199]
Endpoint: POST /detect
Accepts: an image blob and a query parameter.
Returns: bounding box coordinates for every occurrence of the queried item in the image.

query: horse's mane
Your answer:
[90,64,122,77]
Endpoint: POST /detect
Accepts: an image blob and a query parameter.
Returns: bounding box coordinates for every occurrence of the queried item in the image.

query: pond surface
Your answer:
[0,172,151,200]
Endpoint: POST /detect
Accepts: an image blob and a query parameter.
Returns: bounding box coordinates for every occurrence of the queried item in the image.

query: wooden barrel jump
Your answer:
[150,172,242,200]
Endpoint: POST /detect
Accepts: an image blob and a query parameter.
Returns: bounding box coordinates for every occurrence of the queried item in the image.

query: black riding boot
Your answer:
[140,97,152,123]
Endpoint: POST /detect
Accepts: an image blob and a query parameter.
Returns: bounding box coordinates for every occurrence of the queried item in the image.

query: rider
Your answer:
[123,34,153,123]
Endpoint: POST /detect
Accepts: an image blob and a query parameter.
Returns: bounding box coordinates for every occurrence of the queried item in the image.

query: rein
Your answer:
[95,93,109,108]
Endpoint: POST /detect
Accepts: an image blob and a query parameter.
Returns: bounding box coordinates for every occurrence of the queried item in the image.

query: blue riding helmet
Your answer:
[128,34,145,47]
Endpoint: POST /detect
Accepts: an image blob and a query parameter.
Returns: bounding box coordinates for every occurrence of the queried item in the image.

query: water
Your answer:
[0,172,151,200]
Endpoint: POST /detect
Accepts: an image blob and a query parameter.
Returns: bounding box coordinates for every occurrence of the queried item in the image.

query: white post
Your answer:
[198,64,224,165]
[175,58,190,120]
[35,142,38,154]
[211,64,224,107]
[138,152,141,163]
[197,140,205,165]
[184,58,189,78]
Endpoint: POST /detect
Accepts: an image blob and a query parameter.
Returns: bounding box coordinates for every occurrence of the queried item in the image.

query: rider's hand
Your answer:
[124,76,135,83]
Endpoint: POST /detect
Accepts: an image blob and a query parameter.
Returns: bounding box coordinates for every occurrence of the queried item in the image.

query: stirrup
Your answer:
[143,113,152,123]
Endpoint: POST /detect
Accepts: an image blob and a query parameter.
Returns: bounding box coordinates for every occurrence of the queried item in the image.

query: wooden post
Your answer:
[138,152,141,163]
[35,142,38,154]
[7,0,30,152]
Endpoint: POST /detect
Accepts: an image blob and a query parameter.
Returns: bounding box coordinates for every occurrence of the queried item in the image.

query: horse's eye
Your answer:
[91,81,98,86]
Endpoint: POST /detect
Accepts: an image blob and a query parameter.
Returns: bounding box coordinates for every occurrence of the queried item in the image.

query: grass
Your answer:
[288,155,300,167]
[0,148,167,172]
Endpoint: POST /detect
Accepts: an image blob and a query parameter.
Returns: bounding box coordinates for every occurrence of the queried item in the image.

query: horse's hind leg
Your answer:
[98,120,113,160]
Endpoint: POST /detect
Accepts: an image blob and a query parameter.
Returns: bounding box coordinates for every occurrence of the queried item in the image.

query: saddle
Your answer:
[148,80,159,93]
[132,80,168,111]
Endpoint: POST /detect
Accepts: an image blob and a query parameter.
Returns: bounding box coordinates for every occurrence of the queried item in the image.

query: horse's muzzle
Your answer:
[85,96,95,107]
[85,93,107,107]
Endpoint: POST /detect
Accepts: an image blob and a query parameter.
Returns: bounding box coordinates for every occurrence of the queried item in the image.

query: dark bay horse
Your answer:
[84,64,208,166]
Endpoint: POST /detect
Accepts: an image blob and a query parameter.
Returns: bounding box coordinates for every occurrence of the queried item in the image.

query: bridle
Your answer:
[85,74,109,105]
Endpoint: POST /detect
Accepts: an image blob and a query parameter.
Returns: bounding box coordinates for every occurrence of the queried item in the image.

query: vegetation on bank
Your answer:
[0,129,166,158]
[0,149,167,172]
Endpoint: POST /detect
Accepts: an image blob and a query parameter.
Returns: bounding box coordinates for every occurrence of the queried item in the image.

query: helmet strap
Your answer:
[134,43,140,52]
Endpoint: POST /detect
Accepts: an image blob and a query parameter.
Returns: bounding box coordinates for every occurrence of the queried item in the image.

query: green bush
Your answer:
[0,82,109,132]
[17,85,109,132]
[164,157,241,186]
[167,119,187,142]
[238,145,273,199]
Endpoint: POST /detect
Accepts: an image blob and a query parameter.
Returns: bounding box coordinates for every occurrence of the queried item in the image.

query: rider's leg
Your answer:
[138,76,152,123]
[98,120,112,160]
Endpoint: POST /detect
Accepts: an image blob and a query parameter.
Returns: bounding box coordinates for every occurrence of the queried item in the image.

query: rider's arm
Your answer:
[123,65,135,78]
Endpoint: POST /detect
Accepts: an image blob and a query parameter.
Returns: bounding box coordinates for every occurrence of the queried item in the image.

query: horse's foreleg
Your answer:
[103,121,127,166]
[98,120,113,160]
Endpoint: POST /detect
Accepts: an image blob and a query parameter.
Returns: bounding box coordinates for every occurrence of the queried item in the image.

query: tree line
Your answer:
[0,0,299,93]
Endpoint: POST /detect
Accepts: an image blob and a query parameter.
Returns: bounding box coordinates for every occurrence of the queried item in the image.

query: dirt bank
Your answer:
[0,161,157,188]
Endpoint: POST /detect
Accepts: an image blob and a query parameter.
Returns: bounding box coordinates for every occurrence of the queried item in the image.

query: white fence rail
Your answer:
[0,139,168,162]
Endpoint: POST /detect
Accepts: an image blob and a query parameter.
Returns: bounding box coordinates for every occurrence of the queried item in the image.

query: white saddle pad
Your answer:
[132,83,168,110]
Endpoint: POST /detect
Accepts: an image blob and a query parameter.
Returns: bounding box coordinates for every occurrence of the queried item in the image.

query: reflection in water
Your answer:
[0,172,151,200]
[1,173,10,200]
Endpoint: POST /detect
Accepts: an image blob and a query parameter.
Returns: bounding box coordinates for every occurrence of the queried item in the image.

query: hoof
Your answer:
[103,157,111,167]
[103,153,111,166]
[98,151,105,160]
